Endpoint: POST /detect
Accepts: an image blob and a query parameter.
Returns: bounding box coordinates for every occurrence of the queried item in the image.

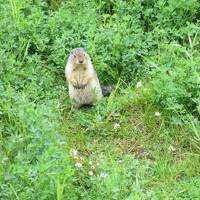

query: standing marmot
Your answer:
[65,48,103,108]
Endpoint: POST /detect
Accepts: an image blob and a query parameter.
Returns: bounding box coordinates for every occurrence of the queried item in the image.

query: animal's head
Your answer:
[70,48,88,67]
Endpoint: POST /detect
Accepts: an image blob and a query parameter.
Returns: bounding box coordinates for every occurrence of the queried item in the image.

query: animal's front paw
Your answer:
[73,84,87,89]
[70,80,78,88]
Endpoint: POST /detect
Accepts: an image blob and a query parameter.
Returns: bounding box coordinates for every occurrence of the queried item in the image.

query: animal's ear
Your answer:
[70,50,74,55]
[84,53,87,59]
[70,48,77,55]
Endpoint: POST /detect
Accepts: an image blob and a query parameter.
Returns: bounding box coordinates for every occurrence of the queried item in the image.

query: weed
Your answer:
[0,0,200,199]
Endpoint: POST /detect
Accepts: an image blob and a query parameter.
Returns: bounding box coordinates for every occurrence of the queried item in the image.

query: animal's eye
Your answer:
[74,55,76,58]
[84,54,87,59]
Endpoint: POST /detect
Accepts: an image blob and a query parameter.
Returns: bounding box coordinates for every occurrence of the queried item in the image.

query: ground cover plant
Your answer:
[0,0,200,199]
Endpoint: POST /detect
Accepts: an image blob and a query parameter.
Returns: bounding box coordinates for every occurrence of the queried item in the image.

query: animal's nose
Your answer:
[79,60,83,64]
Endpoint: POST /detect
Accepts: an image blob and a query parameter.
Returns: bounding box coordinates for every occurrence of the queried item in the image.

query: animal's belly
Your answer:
[69,84,100,105]
[75,87,93,104]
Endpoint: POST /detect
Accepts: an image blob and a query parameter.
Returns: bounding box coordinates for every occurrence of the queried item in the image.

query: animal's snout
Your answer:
[79,60,83,64]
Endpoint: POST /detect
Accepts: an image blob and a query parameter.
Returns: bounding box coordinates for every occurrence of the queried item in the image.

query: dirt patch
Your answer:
[115,139,148,159]
[127,107,145,133]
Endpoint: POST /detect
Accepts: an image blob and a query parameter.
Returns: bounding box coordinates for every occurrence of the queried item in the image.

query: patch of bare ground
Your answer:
[114,139,147,159]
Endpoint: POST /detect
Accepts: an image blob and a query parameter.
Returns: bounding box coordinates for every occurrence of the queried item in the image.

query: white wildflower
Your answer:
[71,149,78,156]
[80,157,84,161]
[73,156,79,160]
[114,123,120,129]
[100,172,108,178]
[155,112,161,116]
[89,161,93,165]
[136,81,142,88]
[75,162,82,168]
[91,165,95,170]
[96,162,100,166]
[168,145,176,152]
[88,171,94,176]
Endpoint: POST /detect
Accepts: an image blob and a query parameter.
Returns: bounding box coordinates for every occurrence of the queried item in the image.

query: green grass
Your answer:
[1,0,200,199]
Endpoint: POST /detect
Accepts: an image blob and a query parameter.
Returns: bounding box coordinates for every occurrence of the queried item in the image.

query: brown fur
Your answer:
[65,48,103,108]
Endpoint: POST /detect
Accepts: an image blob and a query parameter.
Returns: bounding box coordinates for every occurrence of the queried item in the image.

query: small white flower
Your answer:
[75,162,82,168]
[100,172,107,178]
[71,149,78,156]
[89,161,93,165]
[168,145,176,152]
[96,162,100,166]
[73,156,79,160]
[136,81,142,88]
[155,112,161,116]
[114,123,120,129]
[80,157,84,161]
[88,171,94,176]
[118,160,123,163]
[91,165,95,170]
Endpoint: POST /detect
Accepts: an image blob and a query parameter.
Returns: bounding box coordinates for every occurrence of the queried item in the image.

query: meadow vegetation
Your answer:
[0,0,200,199]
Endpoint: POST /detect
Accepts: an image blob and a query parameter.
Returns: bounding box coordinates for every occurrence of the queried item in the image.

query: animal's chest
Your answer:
[70,85,97,105]
[72,70,86,83]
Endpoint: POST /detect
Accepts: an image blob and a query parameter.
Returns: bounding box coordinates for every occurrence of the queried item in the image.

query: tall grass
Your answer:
[0,0,200,199]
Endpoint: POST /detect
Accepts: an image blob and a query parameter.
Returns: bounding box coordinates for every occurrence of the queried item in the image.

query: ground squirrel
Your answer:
[65,48,103,108]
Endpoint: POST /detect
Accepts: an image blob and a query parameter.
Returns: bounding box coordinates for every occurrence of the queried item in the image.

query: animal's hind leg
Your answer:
[72,103,81,109]
[70,98,81,109]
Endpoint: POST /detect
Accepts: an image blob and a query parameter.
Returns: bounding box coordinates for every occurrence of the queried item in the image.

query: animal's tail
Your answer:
[101,85,113,97]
